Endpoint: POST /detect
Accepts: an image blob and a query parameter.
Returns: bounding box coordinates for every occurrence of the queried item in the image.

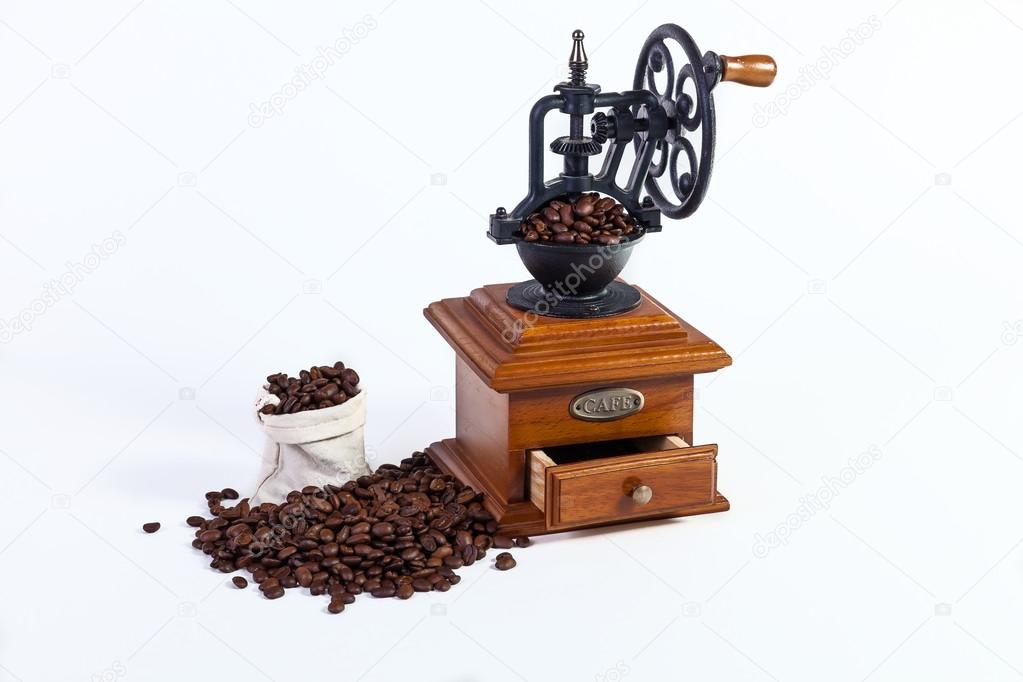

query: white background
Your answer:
[2,1,1022,680]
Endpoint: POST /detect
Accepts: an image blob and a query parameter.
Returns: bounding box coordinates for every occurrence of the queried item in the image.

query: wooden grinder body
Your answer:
[424,282,732,536]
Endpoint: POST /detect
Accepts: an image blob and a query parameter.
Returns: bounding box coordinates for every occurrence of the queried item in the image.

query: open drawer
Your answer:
[528,435,719,531]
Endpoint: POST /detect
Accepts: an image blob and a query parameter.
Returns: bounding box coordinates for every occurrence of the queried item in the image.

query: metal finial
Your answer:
[569,29,587,85]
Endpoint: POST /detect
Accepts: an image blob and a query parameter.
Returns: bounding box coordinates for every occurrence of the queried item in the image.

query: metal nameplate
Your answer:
[569,388,645,421]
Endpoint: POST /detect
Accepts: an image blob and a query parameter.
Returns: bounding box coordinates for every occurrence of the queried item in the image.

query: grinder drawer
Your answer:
[528,435,718,531]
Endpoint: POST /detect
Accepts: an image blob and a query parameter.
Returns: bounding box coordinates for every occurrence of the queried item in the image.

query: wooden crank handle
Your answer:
[718,54,777,87]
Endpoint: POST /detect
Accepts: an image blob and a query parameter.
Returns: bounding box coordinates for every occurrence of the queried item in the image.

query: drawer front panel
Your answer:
[546,445,717,530]
[509,376,694,450]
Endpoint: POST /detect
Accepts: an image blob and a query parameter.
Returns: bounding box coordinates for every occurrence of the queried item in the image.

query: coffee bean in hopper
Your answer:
[520,193,640,246]
[187,452,526,614]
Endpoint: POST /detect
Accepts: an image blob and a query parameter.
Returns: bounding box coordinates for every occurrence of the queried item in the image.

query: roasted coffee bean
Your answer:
[187,453,527,613]
[513,536,532,548]
[495,552,517,570]
[295,566,313,588]
[520,193,639,246]
[371,585,396,598]
[186,516,206,528]
[420,534,437,553]
[142,522,161,533]
[198,529,223,543]
[327,598,346,614]
[263,586,285,599]
[232,576,248,588]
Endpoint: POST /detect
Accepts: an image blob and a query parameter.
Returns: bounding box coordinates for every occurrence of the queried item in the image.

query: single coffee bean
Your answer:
[513,536,532,548]
[371,585,396,598]
[232,576,248,588]
[197,529,222,543]
[495,552,517,570]
[327,598,345,614]
[493,535,514,549]
[295,566,313,588]
[142,522,161,533]
[186,516,206,528]
[558,204,574,224]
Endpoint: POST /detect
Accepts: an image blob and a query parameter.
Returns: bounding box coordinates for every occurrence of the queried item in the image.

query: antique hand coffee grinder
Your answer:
[425,24,775,535]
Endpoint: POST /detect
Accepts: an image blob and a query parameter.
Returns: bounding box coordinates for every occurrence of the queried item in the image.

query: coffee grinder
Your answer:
[425,25,776,535]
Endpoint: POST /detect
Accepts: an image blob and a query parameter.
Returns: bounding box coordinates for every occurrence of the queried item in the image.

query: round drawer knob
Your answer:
[630,484,653,505]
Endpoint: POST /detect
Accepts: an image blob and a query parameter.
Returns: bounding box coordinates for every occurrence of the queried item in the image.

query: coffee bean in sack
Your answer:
[187,452,526,614]
[519,193,640,246]
[260,361,361,415]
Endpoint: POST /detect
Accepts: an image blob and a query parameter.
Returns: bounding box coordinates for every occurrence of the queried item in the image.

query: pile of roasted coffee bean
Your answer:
[188,453,524,614]
[260,361,360,415]
[520,193,640,245]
